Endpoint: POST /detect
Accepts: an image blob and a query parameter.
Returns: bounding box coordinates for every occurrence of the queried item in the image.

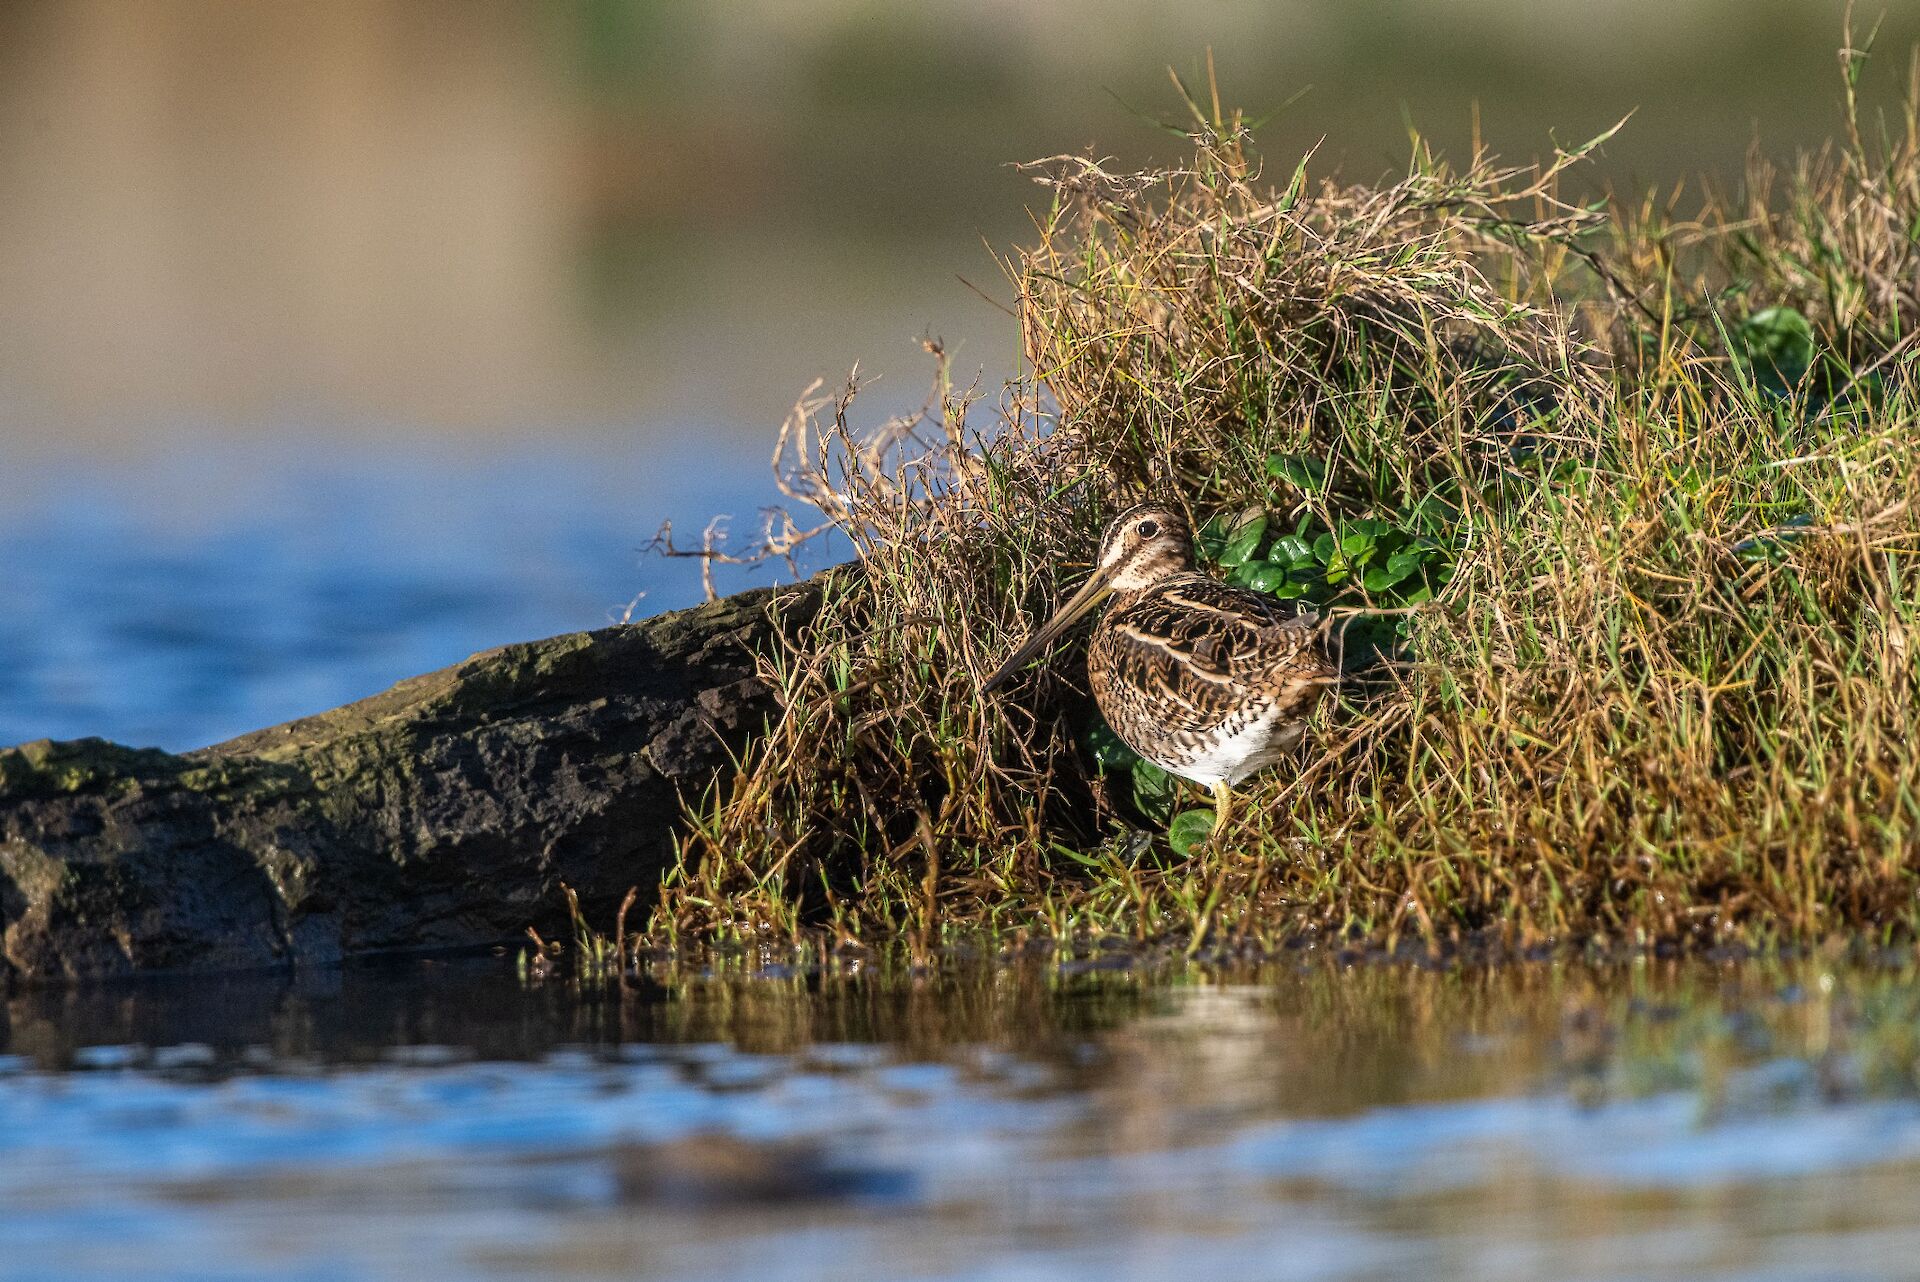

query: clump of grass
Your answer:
[650,40,1920,954]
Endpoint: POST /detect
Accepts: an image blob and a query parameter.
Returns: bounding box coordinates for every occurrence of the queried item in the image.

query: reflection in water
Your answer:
[4,956,1920,1280]
[10,15,1920,1274]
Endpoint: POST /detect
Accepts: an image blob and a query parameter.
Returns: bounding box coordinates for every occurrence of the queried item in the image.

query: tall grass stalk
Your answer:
[651,42,1920,954]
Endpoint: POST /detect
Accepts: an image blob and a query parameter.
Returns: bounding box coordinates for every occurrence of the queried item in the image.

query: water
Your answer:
[8,14,1920,1278]
[9,15,1920,1271]
[4,955,1920,1281]
[0,436,842,750]
[7,0,1920,754]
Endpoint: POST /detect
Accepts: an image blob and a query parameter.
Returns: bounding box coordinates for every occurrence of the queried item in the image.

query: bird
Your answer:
[983,501,1339,837]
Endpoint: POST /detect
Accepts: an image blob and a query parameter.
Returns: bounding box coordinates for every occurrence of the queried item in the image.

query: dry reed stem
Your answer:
[647,41,1920,953]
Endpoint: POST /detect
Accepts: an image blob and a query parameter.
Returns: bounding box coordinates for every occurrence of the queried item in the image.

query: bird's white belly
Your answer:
[1149,706,1305,788]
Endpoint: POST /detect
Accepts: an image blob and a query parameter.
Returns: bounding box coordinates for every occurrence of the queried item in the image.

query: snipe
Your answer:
[984,502,1338,834]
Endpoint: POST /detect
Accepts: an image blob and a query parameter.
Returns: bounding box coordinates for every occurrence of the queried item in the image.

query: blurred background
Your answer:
[2,0,1915,749]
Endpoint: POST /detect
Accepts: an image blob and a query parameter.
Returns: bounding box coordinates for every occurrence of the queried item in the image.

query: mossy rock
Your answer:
[0,578,826,984]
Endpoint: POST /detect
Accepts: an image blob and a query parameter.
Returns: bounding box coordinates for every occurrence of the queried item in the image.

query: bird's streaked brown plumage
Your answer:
[985,501,1339,834]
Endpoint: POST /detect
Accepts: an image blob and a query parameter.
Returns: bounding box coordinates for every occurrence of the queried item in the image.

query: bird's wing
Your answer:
[1099,575,1335,731]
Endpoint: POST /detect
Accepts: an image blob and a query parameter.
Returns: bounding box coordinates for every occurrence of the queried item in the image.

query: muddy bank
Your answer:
[0,580,823,983]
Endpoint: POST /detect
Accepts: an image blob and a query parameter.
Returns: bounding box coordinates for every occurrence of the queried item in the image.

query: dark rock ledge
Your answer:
[0,579,826,984]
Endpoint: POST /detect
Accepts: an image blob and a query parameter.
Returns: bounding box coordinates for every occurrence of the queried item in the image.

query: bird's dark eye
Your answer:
[1136,519,1159,538]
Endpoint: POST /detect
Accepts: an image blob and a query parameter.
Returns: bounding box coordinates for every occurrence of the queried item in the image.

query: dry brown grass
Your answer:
[648,42,1920,956]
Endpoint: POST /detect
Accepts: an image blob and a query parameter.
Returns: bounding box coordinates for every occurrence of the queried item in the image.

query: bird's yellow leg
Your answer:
[1210,781,1234,837]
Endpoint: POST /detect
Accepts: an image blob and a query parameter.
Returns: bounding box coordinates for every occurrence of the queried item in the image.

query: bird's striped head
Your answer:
[1095,502,1193,592]
[982,500,1195,692]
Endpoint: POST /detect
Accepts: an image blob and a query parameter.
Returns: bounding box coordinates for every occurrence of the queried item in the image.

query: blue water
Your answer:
[0,433,839,751]
[4,958,1920,1282]
[9,437,1920,1282]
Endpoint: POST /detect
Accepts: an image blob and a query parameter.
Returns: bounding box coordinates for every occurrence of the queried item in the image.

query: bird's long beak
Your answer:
[982,565,1116,693]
